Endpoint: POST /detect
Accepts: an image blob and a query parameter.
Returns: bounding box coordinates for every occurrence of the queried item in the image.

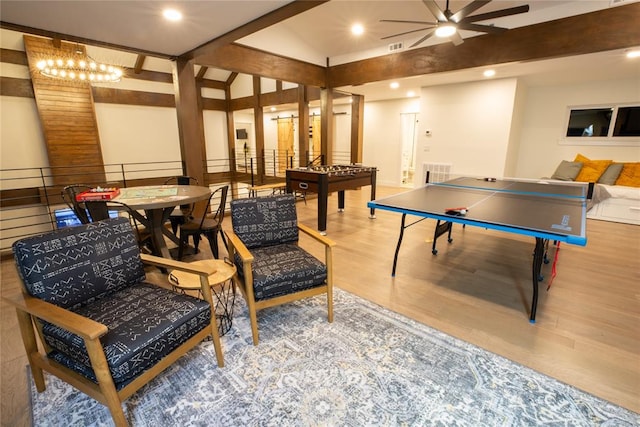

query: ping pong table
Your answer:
[367,177,590,323]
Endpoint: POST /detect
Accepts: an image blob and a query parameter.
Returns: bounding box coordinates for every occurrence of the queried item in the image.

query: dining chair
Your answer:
[177,185,229,260]
[5,217,224,427]
[225,193,335,345]
[164,175,200,234]
[61,184,92,224]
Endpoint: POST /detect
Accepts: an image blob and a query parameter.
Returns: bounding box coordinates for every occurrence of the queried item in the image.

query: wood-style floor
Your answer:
[2,186,639,426]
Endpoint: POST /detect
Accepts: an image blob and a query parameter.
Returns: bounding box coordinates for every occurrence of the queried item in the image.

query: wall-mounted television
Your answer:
[236,128,248,139]
[54,208,119,229]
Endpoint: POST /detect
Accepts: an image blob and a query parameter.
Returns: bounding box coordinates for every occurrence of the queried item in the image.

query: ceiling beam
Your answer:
[182,0,329,61]
[327,3,640,87]
[196,43,326,88]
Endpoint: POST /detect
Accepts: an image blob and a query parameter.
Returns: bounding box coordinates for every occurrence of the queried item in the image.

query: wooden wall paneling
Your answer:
[23,35,106,185]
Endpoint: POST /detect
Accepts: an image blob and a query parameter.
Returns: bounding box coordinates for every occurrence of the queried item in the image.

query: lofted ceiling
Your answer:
[1,0,639,101]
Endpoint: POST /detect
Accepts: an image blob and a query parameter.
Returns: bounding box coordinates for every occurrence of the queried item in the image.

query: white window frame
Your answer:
[559,103,640,146]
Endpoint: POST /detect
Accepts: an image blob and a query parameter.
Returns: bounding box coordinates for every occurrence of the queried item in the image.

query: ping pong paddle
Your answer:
[445,207,467,216]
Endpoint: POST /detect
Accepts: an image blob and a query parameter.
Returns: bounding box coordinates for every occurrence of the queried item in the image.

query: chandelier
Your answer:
[35,50,123,83]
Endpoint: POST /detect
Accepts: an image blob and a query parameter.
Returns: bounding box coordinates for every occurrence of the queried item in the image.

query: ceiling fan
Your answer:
[381,0,530,47]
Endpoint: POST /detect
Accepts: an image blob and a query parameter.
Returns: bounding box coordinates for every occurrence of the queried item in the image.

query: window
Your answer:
[613,106,640,136]
[562,104,640,145]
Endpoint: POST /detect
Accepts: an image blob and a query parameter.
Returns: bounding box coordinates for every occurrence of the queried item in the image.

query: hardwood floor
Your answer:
[2,186,638,425]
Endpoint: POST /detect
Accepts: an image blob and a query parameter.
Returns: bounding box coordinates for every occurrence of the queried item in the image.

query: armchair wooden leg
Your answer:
[85,339,128,427]
[247,301,260,346]
[15,310,46,391]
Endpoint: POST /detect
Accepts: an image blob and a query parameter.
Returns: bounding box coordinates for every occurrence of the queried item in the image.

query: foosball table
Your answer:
[286,164,377,234]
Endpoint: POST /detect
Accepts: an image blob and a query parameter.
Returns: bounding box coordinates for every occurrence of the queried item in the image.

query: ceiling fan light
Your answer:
[435,24,456,38]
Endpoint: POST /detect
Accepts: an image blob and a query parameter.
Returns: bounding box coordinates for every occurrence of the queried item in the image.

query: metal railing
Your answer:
[0,150,352,253]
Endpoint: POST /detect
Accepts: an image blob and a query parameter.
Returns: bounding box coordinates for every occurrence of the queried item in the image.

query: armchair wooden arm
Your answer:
[3,291,108,340]
[223,230,254,263]
[298,223,337,247]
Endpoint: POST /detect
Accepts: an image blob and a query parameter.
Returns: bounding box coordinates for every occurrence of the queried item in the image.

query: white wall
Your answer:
[514,77,640,179]
[362,97,420,186]
[414,78,518,184]
[96,103,181,165]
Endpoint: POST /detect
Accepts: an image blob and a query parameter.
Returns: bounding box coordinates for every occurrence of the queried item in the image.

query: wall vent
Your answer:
[422,162,452,184]
[388,42,404,52]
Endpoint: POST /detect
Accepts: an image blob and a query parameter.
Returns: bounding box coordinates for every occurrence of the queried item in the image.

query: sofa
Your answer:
[549,154,640,225]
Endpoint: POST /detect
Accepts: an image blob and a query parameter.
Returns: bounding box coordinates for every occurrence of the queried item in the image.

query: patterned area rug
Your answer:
[30,288,638,426]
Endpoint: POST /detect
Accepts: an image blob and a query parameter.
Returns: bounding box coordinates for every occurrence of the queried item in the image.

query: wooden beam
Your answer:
[133,55,146,74]
[0,48,28,65]
[226,72,238,85]
[196,66,208,80]
[198,79,226,90]
[327,3,640,87]
[196,43,326,87]
[92,87,175,107]
[0,76,34,97]
[183,0,328,61]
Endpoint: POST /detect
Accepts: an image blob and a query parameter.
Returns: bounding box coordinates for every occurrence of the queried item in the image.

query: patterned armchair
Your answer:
[225,194,335,345]
[4,217,224,426]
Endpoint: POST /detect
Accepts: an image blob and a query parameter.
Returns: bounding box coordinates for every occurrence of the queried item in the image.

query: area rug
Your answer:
[30,288,638,426]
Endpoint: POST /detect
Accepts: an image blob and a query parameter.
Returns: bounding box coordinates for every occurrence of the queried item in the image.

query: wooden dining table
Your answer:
[113,185,211,259]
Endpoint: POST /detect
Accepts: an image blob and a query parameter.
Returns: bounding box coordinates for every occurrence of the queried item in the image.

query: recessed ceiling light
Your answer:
[163,8,182,22]
[627,50,640,59]
[270,107,277,112]
[390,82,400,89]
[351,23,364,36]
[407,91,415,97]
[483,69,496,77]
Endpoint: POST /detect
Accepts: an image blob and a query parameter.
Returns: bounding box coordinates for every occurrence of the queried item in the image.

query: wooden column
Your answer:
[320,88,334,165]
[252,76,265,182]
[351,94,364,164]
[297,85,310,166]
[172,58,205,184]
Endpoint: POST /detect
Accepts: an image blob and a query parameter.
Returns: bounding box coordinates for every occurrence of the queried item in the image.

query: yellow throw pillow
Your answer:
[573,154,612,182]
[614,163,640,187]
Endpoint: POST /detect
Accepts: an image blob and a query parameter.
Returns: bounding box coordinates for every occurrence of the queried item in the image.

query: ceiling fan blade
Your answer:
[380,19,436,25]
[422,0,447,22]
[381,27,436,40]
[450,0,491,23]
[463,5,530,23]
[450,31,464,46]
[457,22,508,34]
[410,28,437,48]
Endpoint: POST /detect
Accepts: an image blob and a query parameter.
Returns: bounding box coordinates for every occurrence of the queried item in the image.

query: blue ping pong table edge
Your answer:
[432,179,588,199]
[367,201,588,247]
